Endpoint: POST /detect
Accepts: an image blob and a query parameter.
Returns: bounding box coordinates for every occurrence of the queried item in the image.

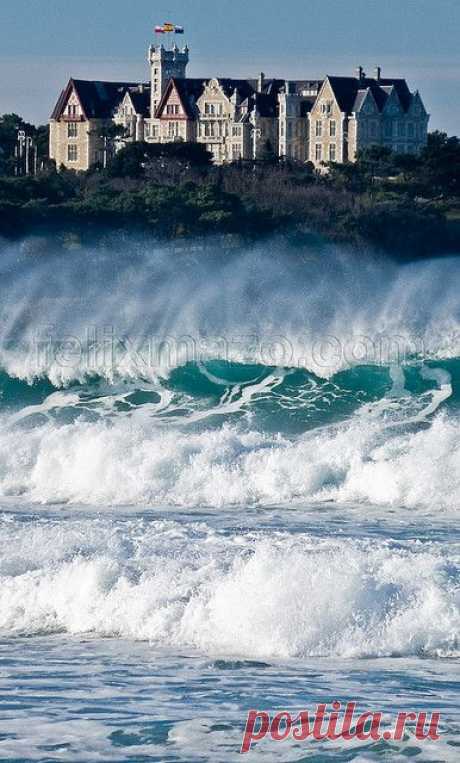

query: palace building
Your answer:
[49,35,429,171]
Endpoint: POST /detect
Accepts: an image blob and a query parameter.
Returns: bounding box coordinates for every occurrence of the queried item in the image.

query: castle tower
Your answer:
[148,43,189,116]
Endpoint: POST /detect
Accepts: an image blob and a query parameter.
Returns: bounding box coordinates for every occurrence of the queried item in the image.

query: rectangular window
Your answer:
[329,144,336,162]
[384,121,393,138]
[232,144,241,160]
[315,144,322,162]
[315,120,322,138]
[205,103,216,115]
[398,121,406,137]
[67,122,78,138]
[407,122,414,138]
[168,121,180,137]
[287,122,293,138]
[329,120,336,137]
[204,122,216,137]
[370,121,377,138]
[232,126,240,137]
[67,145,78,162]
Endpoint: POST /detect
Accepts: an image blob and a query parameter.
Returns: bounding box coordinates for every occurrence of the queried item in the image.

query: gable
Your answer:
[312,78,342,115]
[199,79,232,107]
[51,80,86,120]
[355,88,379,115]
[156,80,190,118]
[407,91,428,118]
[114,91,135,119]
[379,78,412,111]
[51,78,146,121]
[382,87,403,116]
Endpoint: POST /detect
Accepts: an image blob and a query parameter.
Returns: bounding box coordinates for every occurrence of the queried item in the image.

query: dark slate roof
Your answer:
[51,79,149,120]
[327,76,413,115]
[326,77,362,113]
[352,89,368,112]
[128,87,151,117]
[253,92,278,117]
[352,86,387,112]
[157,78,207,118]
[218,78,257,101]
[157,77,286,119]
[261,79,286,96]
[50,89,67,121]
[378,78,412,111]
[300,96,317,116]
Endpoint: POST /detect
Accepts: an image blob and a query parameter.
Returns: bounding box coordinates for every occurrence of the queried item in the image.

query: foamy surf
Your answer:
[0,236,459,761]
[0,407,459,509]
[0,516,458,660]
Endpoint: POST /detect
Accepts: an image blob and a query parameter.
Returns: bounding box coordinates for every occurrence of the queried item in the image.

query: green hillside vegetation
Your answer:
[0,112,459,257]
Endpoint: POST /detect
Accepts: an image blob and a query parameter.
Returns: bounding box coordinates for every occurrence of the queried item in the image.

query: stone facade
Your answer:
[50,44,429,171]
[49,90,102,171]
[308,79,345,166]
[309,68,429,168]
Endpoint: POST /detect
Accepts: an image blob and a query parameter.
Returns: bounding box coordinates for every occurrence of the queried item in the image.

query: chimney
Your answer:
[257,72,265,93]
[375,66,382,82]
[356,66,365,82]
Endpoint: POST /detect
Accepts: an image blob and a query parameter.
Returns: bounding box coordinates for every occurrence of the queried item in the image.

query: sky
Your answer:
[0,0,459,134]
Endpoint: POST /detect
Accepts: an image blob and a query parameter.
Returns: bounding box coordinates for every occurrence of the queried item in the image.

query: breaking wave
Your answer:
[0,236,459,510]
[0,516,458,659]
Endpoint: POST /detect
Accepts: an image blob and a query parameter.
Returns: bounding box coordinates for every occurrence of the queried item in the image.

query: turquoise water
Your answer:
[0,237,458,760]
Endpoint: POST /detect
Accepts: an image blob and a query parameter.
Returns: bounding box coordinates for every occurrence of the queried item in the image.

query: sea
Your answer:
[0,234,458,761]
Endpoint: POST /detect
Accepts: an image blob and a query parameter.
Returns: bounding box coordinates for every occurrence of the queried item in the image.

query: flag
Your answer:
[174,26,184,34]
[163,23,175,32]
[154,25,165,33]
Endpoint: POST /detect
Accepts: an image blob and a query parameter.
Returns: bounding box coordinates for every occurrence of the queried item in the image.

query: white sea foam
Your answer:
[0,517,458,659]
[0,409,458,510]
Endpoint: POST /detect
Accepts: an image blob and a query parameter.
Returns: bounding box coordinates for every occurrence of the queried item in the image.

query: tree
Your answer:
[0,115,50,176]
[417,131,460,196]
[88,122,128,169]
[107,140,213,178]
[0,114,28,175]
[355,145,394,182]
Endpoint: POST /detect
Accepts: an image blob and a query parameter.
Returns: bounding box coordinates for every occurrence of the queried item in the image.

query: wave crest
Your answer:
[0,519,458,659]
